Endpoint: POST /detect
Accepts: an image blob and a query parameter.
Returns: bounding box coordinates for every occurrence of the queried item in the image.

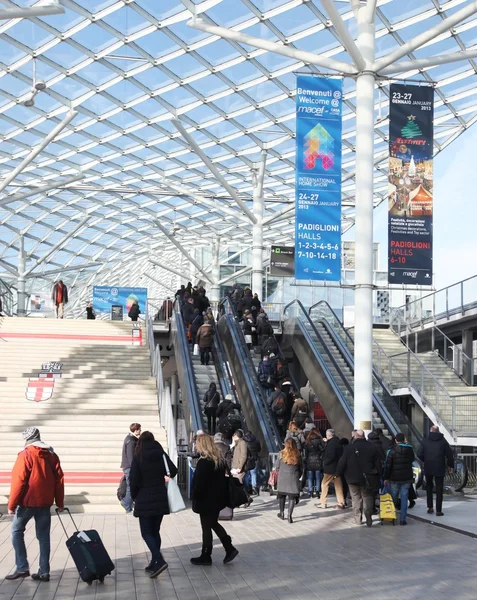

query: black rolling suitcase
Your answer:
[56,508,115,585]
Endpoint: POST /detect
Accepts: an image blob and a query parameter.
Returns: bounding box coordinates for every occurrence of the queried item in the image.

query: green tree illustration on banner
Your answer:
[401,115,422,138]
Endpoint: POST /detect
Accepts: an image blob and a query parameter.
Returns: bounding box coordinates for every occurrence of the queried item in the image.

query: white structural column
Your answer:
[210,238,220,302]
[252,151,267,297]
[17,236,26,317]
[353,6,376,431]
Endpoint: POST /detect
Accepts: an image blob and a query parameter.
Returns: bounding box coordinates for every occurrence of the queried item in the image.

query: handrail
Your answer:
[171,304,204,434]
[219,297,281,452]
[283,299,355,421]
[313,309,425,450]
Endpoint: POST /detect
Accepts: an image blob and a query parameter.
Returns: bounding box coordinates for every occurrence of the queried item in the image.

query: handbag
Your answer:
[226,473,249,508]
[268,470,278,488]
[244,334,252,344]
[163,455,185,513]
[193,343,200,356]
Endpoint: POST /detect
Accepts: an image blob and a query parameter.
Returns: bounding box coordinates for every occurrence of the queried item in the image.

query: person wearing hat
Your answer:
[6,428,64,582]
[214,433,232,468]
[216,395,241,440]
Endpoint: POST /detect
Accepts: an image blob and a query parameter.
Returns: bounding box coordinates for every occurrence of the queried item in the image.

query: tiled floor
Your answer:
[0,494,476,600]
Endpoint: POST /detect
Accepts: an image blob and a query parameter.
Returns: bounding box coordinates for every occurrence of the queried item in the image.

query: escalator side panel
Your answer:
[281,317,353,439]
[218,315,279,454]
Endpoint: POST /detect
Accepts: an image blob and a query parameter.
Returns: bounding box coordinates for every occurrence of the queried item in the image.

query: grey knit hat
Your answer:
[214,432,225,444]
[22,427,40,442]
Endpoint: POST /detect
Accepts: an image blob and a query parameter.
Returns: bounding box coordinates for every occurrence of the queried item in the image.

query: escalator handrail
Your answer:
[171,305,204,433]
[220,298,282,451]
[309,301,423,445]
[283,300,354,424]
[283,300,356,400]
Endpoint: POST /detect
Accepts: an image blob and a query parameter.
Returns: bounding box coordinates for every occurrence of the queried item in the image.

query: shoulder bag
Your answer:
[163,455,185,513]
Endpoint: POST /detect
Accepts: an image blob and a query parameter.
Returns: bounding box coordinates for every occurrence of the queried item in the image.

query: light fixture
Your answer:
[23,59,47,108]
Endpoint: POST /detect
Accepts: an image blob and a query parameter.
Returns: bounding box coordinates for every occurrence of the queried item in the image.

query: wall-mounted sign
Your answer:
[29,293,53,315]
[270,246,295,277]
[93,286,147,318]
[388,83,434,285]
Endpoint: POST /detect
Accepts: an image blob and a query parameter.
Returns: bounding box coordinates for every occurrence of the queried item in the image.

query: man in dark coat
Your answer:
[243,432,261,495]
[367,429,389,463]
[384,432,415,525]
[418,425,454,516]
[51,280,68,319]
[319,429,345,509]
[374,427,392,452]
[217,395,241,439]
[181,297,195,325]
[336,430,382,526]
[120,423,141,513]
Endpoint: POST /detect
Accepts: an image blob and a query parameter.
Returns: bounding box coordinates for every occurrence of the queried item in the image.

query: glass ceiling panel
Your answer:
[0,0,476,301]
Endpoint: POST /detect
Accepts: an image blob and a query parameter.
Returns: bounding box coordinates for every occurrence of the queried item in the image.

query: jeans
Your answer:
[390,481,411,523]
[307,470,322,493]
[426,475,444,513]
[139,515,164,562]
[200,513,231,552]
[12,506,51,575]
[200,347,211,365]
[244,467,258,489]
[121,468,133,513]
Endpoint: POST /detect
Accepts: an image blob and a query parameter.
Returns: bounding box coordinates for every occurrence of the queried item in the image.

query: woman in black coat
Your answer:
[190,434,239,566]
[128,300,140,322]
[129,431,178,578]
[190,309,203,344]
[304,429,325,497]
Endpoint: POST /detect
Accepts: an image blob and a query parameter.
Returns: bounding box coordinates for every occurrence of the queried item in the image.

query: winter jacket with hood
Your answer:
[243,432,261,460]
[384,443,415,482]
[418,431,454,477]
[129,439,178,517]
[9,442,64,511]
[290,398,309,427]
[367,431,388,462]
[304,435,325,471]
[336,438,382,488]
[196,322,214,348]
[190,311,204,337]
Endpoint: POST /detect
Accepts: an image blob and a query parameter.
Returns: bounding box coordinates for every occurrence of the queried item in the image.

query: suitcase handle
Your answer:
[55,508,79,537]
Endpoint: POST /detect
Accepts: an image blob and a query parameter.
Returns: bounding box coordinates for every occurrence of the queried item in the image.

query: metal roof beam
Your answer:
[374,1,477,73]
[380,47,477,75]
[321,0,366,70]
[0,2,64,21]
[149,256,195,282]
[263,204,294,226]
[188,18,357,75]
[0,174,85,208]
[154,219,215,284]
[171,118,257,224]
[28,261,103,279]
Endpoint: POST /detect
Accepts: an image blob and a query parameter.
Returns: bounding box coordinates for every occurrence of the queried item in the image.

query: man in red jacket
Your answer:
[6,427,64,582]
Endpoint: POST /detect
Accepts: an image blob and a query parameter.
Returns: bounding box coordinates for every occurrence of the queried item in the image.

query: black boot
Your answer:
[277,495,285,520]
[190,547,212,566]
[223,536,239,564]
[288,498,295,524]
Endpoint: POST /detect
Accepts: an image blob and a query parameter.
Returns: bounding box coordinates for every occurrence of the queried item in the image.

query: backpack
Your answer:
[272,395,287,418]
[117,475,127,501]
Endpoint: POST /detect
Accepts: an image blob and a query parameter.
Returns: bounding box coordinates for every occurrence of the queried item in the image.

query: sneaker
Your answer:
[149,559,168,578]
[427,508,434,514]
[190,554,212,566]
[223,548,239,564]
[31,573,50,582]
[5,570,30,581]
[145,562,154,573]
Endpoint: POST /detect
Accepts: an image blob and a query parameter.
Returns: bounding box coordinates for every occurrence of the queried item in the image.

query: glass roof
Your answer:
[1,0,476,305]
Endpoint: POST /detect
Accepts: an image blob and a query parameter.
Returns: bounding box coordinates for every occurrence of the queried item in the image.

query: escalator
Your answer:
[171,304,237,437]
[218,299,281,454]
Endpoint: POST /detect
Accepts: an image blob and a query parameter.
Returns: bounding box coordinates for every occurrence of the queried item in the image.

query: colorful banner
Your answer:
[388,84,434,285]
[29,292,53,315]
[295,76,342,281]
[93,286,148,318]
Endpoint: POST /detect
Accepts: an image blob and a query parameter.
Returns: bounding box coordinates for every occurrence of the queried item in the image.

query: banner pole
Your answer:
[353,6,376,433]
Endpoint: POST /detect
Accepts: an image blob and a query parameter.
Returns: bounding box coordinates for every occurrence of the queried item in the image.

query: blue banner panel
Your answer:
[295,76,342,281]
[388,83,434,285]
[93,286,148,317]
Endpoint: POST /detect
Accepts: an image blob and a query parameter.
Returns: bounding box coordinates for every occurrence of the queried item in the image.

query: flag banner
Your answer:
[388,84,434,285]
[295,76,342,281]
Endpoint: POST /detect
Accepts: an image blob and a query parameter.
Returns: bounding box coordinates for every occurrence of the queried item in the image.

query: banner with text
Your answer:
[93,286,148,317]
[388,83,434,285]
[295,76,342,281]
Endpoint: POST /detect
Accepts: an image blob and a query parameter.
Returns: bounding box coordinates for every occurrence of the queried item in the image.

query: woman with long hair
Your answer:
[304,428,325,498]
[190,434,239,566]
[129,431,178,578]
[285,421,305,453]
[276,438,303,523]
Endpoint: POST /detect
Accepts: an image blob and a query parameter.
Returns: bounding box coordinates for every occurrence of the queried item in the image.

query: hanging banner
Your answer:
[93,286,148,318]
[270,245,295,277]
[295,76,342,281]
[388,84,434,285]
